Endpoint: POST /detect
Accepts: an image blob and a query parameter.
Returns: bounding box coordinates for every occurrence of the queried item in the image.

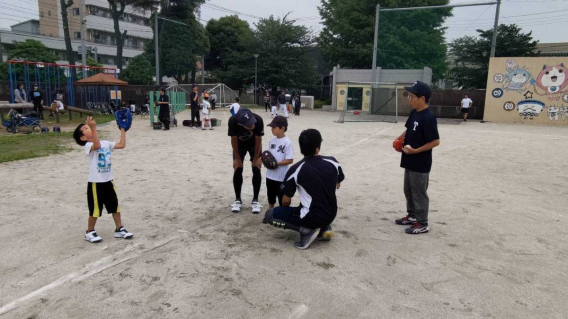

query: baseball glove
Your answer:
[261,150,278,169]
[393,137,404,153]
[115,108,133,131]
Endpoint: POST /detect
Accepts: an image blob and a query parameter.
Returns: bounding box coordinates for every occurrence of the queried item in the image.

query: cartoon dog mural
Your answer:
[547,106,559,121]
[503,65,531,93]
[531,64,568,101]
[517,100,545,120]
[560,106,568,121]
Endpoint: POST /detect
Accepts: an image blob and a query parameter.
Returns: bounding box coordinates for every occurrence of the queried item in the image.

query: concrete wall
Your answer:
[11,21,40,35]
[484,57,568,125]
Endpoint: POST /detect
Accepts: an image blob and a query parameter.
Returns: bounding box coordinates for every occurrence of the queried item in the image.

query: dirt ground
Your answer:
[1,108,567,319]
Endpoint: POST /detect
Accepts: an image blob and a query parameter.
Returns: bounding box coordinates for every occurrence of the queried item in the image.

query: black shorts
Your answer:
[461,108,469,114]
[87,181,120,217]
[266,178,283,205]
[233,145,259,162]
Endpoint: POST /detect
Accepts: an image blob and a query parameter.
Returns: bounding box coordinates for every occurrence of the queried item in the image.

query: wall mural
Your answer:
[490,58,568,122]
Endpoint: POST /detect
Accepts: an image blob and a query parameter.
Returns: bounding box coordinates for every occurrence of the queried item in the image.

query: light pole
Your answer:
[253,54,259,105]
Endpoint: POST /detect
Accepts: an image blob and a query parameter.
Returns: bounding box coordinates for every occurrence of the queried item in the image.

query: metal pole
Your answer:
[155,12,160,85]
[372,4,380,84]
[490,0,501,58]
[253,54,259,105]
[93,47,98,62]
[79,0,87,77]
[201,56,205,84]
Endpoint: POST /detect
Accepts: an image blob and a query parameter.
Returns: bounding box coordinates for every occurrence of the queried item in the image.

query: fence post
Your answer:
[149,91,155,126]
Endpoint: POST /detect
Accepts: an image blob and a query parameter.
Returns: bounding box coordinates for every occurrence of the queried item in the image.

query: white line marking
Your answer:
[333,127,393,155]
[0,238,176,316]
[288,304,309,319]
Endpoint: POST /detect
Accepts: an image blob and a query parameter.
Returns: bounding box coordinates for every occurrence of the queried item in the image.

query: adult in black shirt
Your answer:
[228,108,264,214]
[157,88,170,130]
[29,84,44,119]
[264,129,345,250]
[395,81,440,235]
[189,85,200,129]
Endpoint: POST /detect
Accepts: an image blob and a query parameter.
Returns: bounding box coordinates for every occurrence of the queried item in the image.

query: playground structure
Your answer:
[178,83,237,108]
[8,60,120,111]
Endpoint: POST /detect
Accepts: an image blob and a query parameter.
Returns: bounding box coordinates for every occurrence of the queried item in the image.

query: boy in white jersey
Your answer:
[73,117,133,243]
[265,116,294,208]
[201,94,213,130]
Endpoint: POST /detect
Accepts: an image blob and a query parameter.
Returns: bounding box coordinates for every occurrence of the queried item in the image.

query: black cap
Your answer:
[267,115,288,128]
[234,108,257,128]
[405,81,432,100]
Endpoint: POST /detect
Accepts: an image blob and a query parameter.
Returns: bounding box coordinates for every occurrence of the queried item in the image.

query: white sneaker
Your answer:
[231,200,242,213]
[85,230,102,243]
[193,126,197,130]
[114,226,133,239]
[251,201,262,214]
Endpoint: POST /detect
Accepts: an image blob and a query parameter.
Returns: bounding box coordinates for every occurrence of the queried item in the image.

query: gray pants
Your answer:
[404,169,430,225]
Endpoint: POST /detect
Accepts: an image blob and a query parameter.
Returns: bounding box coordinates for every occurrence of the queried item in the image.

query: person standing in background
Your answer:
[459,94,473,122]
[210,92,217,110]
[30,84,44,119]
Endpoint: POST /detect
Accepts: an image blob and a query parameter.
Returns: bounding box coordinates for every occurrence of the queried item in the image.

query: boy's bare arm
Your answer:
[114,128,126,149]
[277,159,293,166]
[87,117,101,152]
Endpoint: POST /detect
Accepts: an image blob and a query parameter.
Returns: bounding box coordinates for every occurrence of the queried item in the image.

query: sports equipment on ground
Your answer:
[231,200,242,213]
[114,227,133,239]
[53,126,61,133]
[153,122,163,130]
[115,108,133,131]
[317,225,333,241]
[261,150,278,169]
[393,137,404,152]
[41,127,49,133]
[84,230,102,243]
[182,120,191,127]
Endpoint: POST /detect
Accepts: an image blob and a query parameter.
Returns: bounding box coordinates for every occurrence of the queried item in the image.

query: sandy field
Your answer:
[1,108,568,319]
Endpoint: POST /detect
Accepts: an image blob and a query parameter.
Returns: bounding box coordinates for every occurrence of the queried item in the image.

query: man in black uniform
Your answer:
[264,129,345,250]
[228,108,264,214]
[395,81,440,234]
[29,84,44,119]
[157,88,170,130]
[189,85,200,129]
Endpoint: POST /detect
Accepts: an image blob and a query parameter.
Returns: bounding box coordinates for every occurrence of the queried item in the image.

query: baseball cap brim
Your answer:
[405,86,420,95]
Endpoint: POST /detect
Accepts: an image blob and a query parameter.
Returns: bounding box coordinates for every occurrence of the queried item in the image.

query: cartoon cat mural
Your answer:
[503,65,531,93]
[531,64,568,101]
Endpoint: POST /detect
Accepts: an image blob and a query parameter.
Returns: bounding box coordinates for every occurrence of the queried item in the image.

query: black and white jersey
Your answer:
[281,156,345,224]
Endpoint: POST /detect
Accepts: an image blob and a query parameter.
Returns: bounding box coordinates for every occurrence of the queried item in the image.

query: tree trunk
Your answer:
[60,0,77,80]
[109,1,127,78]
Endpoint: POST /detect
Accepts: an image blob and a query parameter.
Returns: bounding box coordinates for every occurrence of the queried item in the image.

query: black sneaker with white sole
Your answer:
[395,215,417,225]
[405,222,429,234]
[294,227,320,250]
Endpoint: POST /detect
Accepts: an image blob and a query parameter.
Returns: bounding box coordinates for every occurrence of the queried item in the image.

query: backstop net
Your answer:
[336,81,399,123]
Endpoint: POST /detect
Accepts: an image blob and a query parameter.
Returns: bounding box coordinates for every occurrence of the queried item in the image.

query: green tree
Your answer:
[60,0,77,80]
[146,0,209,83]
[319,0,451,80]
[108,0,157,78]
[253,15,318,92]
[8,39,58,62]
[122,54,154,84]
[205,16,255,89]
[449,24,539,89]
[86,56,103,67]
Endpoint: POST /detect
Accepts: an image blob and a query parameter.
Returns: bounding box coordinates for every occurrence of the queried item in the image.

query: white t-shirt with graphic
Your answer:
[85,140,116,183]
[461,98,472,109]
[266,136,294,182]
[202,100,211,115]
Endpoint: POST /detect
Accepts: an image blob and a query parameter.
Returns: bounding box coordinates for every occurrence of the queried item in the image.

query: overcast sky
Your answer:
[2,0,567,44]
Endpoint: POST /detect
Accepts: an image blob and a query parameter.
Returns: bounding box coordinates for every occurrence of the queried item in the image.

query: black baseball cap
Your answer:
[405,81,432,100]
[267,115,288,128]
[234,108,257,128]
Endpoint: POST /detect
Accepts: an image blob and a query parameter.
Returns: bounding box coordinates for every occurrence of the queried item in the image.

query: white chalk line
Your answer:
[332,127,393,156]
[0,237,177,316]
